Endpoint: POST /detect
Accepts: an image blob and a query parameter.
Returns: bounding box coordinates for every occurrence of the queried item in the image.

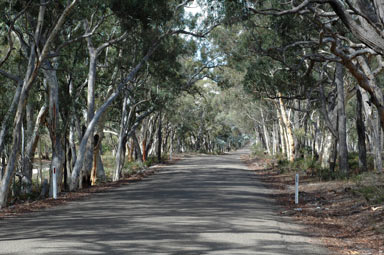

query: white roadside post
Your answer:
[295,173,299,205]
[53,167,57,199]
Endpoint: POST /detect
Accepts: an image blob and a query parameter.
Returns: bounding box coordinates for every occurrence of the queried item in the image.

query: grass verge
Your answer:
[243,154,384,255]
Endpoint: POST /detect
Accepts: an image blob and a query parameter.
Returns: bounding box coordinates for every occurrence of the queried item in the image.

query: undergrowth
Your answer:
[272,151,384,205]
[352,172,384,205]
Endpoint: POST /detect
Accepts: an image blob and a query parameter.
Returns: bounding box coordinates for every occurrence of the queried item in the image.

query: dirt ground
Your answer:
[242,155,384,255]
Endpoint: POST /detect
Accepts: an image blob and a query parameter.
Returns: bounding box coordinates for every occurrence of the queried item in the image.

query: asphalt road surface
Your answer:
[0,149,329,254]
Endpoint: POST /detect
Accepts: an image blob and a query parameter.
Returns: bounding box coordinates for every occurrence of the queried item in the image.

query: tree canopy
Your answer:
[1,0,384,215]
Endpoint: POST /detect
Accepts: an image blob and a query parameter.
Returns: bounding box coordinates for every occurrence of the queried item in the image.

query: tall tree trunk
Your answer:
[90,134,100,185]
[69,38,159,190]
[321,130,334,168]
[133,133,143,163]
[277,111,286,156]
[0,19,40,208]
[277,96,295,161]
[43,61,65,196]
[82,53,97,189]
[260,109,271,154]
[359,87,382,173]
[157,111,162,162]
[113,96,129,181]
[142,138,147,162]
[356,87,367,172]
[272,123,278,155]
[169,130,174,160]
[0,80,22,158]
[21,105,47,193]
[128,139,134,162]
[68,80,77,182]
[336,63,349,175]
[373,110,383,173]
[293,100,302,158]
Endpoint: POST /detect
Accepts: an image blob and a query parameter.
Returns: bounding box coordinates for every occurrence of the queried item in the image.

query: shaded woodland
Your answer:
[1,0,384,212]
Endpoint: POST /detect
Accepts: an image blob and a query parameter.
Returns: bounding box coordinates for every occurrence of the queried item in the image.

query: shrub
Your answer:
[251,143,267,157]
[353,172,384,205]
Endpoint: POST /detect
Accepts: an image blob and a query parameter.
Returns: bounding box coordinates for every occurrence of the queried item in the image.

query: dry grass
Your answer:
[242,155,384,255]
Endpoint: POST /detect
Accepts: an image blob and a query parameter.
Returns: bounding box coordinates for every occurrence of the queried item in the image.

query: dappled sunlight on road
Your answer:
[0,150,328,254]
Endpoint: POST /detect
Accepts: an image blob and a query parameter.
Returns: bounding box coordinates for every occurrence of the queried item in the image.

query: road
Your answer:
[0,149,329,254]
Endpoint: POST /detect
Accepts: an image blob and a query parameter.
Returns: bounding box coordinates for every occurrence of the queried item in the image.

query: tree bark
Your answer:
[356,87,368,172]
[43,61,65,196]
[336,63,349,175]
[277,94,295,161]
[133,133,143,163]
[21,104,47,193]
[354,58,383,173]
[0,0,78,208]
[260,108,271,154]
[90,134,100,185]
[113,96,129,181]
[69,39,160,191]
[157,111,162,162]
[0,80,22,157]
[277,110,286,156]
[373,110,383,173]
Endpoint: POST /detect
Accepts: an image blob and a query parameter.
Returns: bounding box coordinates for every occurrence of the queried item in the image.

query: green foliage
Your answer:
[276,156,349,181]
[110,0,175,30]
[316,167,347,181]
[251,143,266,157]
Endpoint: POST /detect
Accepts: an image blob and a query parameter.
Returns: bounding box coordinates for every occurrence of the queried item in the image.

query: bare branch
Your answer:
[96,32,128,55]
[346,48,377,60]
[248,0,311,16]
[171,23,221,38]
[0,1,32,68]
[38,0,79,64]
[373,55,384,76]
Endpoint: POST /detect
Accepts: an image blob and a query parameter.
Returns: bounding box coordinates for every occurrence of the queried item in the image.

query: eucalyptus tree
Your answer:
[203,0,384,176]
[0,0,223,207]
[68,0,224,190]
[0,0,79,208]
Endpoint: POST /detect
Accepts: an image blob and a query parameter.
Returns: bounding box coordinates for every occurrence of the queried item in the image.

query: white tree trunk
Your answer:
[21,104,47,193]
[113,96,129,181]
[321,131,333,168]
[277,96,295,161]
[260,109,271,154]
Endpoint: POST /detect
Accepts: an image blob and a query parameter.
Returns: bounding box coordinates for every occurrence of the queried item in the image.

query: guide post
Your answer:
[295,173,299,204]
[53,167,57,199]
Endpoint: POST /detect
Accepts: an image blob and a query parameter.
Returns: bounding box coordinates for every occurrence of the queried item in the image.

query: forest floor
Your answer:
[242,155,384,255]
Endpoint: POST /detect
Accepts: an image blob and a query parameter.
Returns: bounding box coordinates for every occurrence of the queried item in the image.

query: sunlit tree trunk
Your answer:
[277,94,295,161]
[113,96,129,181]
[260,108,271,154]
[321,130,334,169]
[272,123,278,155]
[277,109,286,156]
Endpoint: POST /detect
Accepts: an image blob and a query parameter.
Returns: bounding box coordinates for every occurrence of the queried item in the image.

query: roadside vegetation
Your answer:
[247,144,384,254]
[2,1,384,253]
